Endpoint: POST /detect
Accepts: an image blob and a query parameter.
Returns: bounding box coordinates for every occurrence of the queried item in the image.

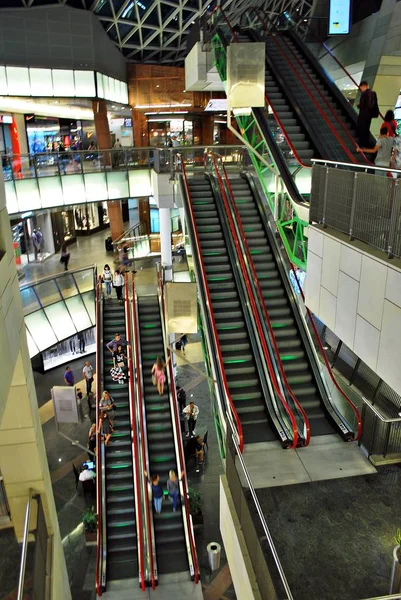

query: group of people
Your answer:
[145,470,184,513]
[356,82,401,173]
[102,264,126,304]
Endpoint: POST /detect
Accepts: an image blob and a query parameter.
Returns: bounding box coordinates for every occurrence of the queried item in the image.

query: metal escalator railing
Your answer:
[130,277,157,588]
[290,264,362,440]
[124,273,147,590]
[95,276,106,595]
[205,151,301,447]
[211,151,311,446]
[156,268,200,583]
[177,153,244,452]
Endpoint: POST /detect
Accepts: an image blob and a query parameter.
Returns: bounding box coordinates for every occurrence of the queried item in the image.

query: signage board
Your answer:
[227,43,265,109]
[205,99,228,112]
[0,115,12,124]
[165,282,198,334]
[329,0,351,35]
[51,386,79,424]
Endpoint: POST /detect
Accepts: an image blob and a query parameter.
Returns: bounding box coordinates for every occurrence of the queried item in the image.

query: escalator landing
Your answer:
[237,435,376,489]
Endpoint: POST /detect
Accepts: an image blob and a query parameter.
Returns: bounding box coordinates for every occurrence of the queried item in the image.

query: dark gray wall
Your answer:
[0,5,127,82]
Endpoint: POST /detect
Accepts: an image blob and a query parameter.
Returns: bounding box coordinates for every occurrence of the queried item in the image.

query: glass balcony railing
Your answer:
[20,266,96,358]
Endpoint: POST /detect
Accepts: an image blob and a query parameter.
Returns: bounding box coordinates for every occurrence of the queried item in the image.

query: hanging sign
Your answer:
[329,0,351,35]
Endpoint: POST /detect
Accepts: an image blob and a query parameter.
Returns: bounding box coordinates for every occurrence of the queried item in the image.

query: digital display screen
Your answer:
[329,0,351,35]
[124,118,133,127]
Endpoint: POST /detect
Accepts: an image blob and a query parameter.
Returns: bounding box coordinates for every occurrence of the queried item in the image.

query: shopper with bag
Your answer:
[151,355,171,396]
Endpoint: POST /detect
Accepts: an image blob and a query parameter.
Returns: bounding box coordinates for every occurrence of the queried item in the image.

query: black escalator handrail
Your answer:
[156,269,200,583]
[130,277,156,589]
[213,153,311,446]
[278,34,373,167]
[177,154,245,453]
[206,151,300,448]
[289,264,362,441]
[124,273,147,590]
[95,276,105,596]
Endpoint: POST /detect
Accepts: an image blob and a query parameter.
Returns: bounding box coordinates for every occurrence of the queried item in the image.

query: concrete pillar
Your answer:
[179,206,186,240]
[92,99,111,149]
[202,114,214,146]
[160,207,173,281]
[107,200,125,242]
[133,109,149,147]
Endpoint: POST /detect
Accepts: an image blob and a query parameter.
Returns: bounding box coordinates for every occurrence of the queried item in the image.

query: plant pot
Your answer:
[390,545,401,593]
[84,531,97,546]
[192,513,204,527]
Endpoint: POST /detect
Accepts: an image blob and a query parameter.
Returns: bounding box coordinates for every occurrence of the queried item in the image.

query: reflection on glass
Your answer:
[65,296,92,331]
[44,302,76,340]
[73,268,94,294]
[57,273,79,299]
[25,311,57,351]
[34,279,61,307]
[82,291,95,325]
[25,327,40,358]
[21,287,41,315]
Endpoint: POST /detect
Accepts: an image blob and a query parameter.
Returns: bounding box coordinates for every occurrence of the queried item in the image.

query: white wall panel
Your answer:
[377,300,401,393]
[39,177,63,208]
[335,272,359,348]
[106,172,129,200]
[308,227,324,258]
[84,173,108,202]
[62,175,86,204]
[5,182,18,214]
[15,179,41,212]
[358,255,387,330]
[321,235,341,295]
[305,251,322,315]
[385,268,401,309]
[353,315,380,371]
[319,286,337,330]
[340,245,362,281]
[129,170,152,197]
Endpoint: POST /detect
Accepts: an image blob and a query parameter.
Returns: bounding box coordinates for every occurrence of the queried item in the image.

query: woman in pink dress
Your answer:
[152,355,170,396]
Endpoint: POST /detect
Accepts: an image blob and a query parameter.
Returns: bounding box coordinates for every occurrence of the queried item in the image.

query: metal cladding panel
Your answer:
[227,43,265,109]
[165,282,198,334]
[51,386,79,424]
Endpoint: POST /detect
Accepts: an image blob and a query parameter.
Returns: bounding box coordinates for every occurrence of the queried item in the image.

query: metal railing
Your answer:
[0,474,10,522]
[310,159,401,259]
[361,397,401,461]
[2,145,246,182]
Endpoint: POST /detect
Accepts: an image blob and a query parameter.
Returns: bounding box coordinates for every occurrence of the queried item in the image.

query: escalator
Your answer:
[136,295,188,574]
[226,173,355,438]
[102,298,138,580]
[183,174,291,445]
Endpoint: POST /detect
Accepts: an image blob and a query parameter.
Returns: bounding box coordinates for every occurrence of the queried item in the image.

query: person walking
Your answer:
[102,264,113,299]
[167,470,184,512]
[357,81,379,147]
[176,385,186,412]
[83,361,94,396]
[180,334,188,355]
[182,401,199,437]
[381,110,398,137]
[60,242,70,271]
[106,332,128,354]
[151,355,171,396]
[98,411,114,445]
[64,366,74,386]
[113,269,124,304]
[88,423,97,458]
[357,126,394,172]
[145,471,164,514]
[99,390,116,420]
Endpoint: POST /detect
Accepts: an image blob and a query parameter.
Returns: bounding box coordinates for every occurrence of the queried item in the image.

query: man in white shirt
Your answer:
[182,401,199,437]
[82,361,94,396]
[79,466,96,482]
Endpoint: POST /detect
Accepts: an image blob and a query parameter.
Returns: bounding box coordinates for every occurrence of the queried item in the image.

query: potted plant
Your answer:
[82,506,97,545]
[188,487,203,527]
[390,529,401,593]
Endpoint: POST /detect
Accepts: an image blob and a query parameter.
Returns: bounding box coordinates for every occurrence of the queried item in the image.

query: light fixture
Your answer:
[135,103,192,109]
[144,111,188,115]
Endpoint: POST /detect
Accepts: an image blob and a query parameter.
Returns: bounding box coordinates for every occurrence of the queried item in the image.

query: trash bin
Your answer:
[207,542,221,572]
[105,236,113,252]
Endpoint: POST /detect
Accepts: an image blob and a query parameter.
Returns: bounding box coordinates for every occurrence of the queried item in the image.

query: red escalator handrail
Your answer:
[130,276,155,589]
[278,34,373,167]
[125,273,146,591]
[268,34,363,166]
[157,271,200,584]
[206,151,299,448]
[215,153,311,446]
[289,264,362,441]
[95,278,102,596]
[210,5,240,41]
[178,153,244,452]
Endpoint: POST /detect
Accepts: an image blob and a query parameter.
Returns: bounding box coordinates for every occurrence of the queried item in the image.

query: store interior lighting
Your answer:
[0,97,94,120]
[135,103,192,109]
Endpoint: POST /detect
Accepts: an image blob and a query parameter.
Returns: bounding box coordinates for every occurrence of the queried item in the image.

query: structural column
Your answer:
[92,99,111,149]
[159,207,173,282]
[133,109,149,147]
[108,200,125,242]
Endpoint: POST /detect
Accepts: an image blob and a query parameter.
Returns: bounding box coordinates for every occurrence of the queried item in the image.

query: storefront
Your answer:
[0,114,13,153]
[25,115,96,154]
[10,210,55,266]
[148,116,201,147]
[73,202,110,236]
[109,117,133,147]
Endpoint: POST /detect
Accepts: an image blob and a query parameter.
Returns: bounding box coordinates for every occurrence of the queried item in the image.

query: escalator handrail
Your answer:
[267,33,360,165]
[95,277,104,596]
[289,264,362,441]
[206,151,300,448]
[124,273,146,590]
[157,270,200,583]
[278,34,372,167]
[213,5,311,170]
[209,5,240,41]
[130,277,156,589]
[213,152,311,446]
[177,153,245,453]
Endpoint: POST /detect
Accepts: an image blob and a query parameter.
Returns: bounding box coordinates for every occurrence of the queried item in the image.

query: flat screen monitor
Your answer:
[328,0,351,35]
[83,461,95,470]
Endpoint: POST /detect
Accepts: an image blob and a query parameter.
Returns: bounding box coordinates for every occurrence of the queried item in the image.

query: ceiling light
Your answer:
[122,1,134,18]
[144,111,188,115]
[135,103,192,109]
[156,85,160,88]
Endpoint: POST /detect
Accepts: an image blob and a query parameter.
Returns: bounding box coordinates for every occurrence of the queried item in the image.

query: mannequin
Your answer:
[31,229,40,260]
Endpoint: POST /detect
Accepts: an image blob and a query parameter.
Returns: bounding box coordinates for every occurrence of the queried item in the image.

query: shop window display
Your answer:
[42,327,96,371]
[11,212,55,266]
